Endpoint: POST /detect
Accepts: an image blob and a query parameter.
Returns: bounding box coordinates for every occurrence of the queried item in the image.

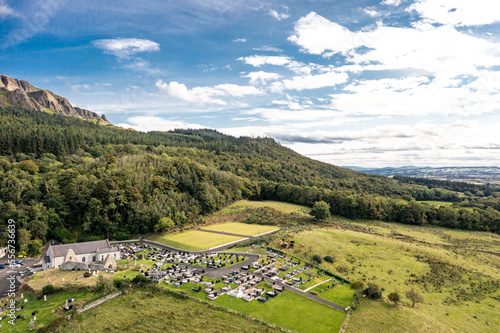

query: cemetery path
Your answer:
[180,256,259,280]
[304,278,332,292]
[255,272,347,312]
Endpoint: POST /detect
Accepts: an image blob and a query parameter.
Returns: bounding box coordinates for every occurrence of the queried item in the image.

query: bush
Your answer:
[312,254,323,264]
[350,280,365,290]
[42,284,55,295]
[93,275,116,294]
[132,273,151,285]
[364,283,382,299]
[323,255,335,263]
[114,278,132,290]
[388,291,401,305]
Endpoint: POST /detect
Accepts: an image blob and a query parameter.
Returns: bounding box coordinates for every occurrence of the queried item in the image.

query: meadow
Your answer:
[55,289,281,333]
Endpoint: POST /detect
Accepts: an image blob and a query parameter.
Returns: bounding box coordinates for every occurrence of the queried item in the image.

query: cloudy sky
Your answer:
[1,0,500,168]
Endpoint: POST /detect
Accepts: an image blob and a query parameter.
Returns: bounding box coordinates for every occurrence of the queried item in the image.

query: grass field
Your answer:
[215,200,311,216]
[271,216,500,333]
[419,200,454,206]
[311,284,356,308]
[162,282,346,332]
[27,269,109,291]
[55,289,281,333]
[200,222,279,236]
[0,290,96,333]
[149,230,246,250]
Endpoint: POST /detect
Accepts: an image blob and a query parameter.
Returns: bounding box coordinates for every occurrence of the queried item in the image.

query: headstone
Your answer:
[24,299,28,303]
[21,293,23,299]
[62,278,65,282]
[48,278,50,283]
[30,320,35,331]
[44,295,47,302]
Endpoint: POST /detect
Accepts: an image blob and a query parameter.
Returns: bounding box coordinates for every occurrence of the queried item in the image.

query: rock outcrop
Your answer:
[0,74,110,124]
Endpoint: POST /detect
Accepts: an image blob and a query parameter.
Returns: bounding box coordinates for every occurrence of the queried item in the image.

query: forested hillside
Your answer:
[1,107,499,250]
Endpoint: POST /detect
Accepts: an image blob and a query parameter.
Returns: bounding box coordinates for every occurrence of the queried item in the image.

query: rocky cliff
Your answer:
[0,75,110,124]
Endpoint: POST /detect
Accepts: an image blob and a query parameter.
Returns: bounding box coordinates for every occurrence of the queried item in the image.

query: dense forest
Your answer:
[1,107,499,251]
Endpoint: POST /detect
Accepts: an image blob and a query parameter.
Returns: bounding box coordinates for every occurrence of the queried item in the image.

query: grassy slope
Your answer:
[1,290,97,333]
[55,290,281,333]
[213,200,500,332]
[215,200,312,216]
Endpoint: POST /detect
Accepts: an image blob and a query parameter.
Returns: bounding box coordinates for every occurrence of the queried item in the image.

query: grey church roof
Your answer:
[49,240,118,257]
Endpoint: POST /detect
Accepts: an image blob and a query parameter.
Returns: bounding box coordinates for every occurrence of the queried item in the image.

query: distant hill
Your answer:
[0,74,109,124]
[353,166,500,183]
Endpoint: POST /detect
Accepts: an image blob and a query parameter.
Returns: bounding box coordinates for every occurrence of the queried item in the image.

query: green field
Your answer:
[1,290,96,333]
[149,230,246,250]
[215,200,311,216]
[419,200,454,206]
[56,289,280,333]
[200,222,279,236]
[163,282,346,333]
[273,216,500,333]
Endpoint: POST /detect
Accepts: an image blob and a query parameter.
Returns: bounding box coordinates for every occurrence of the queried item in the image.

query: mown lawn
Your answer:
[200,222,279,236]
[162,282,346,333]
[216,200,311,216]
[149,230,246,250]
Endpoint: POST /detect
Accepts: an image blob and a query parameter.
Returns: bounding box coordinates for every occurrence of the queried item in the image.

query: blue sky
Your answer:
[2,0,500,167]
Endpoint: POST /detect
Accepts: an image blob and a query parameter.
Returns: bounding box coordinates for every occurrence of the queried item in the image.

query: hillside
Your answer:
[0,75,109,123]
[0,106,499,250]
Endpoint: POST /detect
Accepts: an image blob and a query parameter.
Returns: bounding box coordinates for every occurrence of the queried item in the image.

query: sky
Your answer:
[1,0,500,168]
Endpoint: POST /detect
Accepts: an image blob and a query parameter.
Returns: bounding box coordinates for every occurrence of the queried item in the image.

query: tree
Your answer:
[406,288,423,307]
[27,239,42,257]
[350,280,365,290]
[154,217,175,233]
[17,228,31,252]
[310,201,331,221]
[388,291,401,305]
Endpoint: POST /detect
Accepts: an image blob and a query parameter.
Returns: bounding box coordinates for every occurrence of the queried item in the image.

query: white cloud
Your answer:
[271,71,349,92]
[364,9,381,18]
[407,0,500,27]
[380,0,401,6]
[289,12,500,77]
[269,9,290,21]
[156,80,264,105]
[233,38,247,43]
[92,38,160,58]
[0,4,15,18]
[330,72,500,116]
[252,46,283,52]
[243,71,282,85]
[238,55,292,67]
[118,116,207,132]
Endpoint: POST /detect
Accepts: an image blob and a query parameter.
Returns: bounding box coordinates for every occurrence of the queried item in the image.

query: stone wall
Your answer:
[77,291,123,314]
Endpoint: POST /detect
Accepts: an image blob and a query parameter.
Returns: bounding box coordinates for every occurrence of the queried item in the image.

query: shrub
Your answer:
[364,283,382,299]
[114,278,132,290]
[324,255,335,263]
[350,280,365,290]
[388,291,401,305]
[132,273,151,285]
[42,284,55,295]
[312,254,323,264]
[93,275,116,294]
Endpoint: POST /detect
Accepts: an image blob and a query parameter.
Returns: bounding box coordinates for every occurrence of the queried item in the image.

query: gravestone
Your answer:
[43,295,47,302]
[29,320,35,331]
